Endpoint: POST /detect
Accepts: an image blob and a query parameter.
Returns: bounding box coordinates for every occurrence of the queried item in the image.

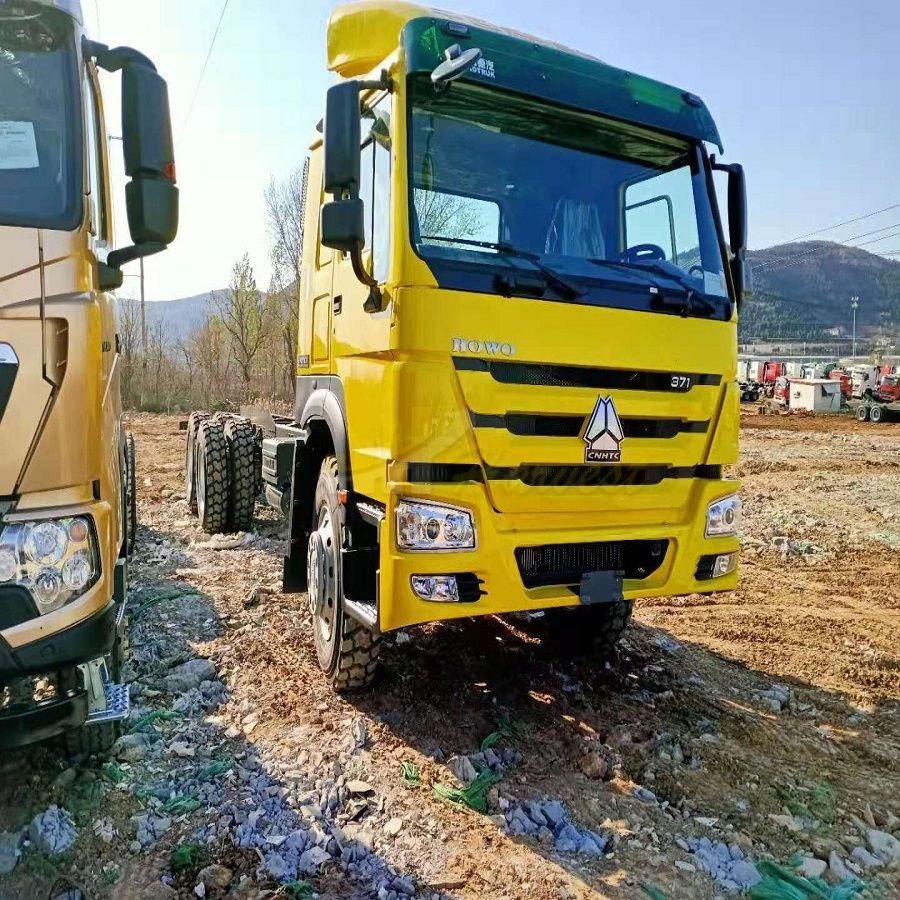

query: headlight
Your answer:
[0,516,100,614]
[706,495,741,537]
[396,500,476,551]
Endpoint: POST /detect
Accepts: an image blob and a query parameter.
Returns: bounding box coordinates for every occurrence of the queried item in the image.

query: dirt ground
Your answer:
[1,411,898,900]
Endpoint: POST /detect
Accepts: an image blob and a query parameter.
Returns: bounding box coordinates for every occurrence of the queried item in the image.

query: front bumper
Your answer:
[378,478,740,630]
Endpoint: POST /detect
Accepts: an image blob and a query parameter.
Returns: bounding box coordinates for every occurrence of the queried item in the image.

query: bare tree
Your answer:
[118,297,141,407]
[264,159,308,397]
[414,188,486,243]
[213,255,268,401]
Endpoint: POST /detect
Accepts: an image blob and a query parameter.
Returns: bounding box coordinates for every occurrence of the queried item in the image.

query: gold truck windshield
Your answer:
[409,75,730,314]
[0,3,81,230]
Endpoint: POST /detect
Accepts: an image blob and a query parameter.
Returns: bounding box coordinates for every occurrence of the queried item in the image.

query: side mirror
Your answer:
[120,64,178,247]
[321,197,364,253]
[712,160,751,304]
[431,44,483,87]
[85,39,178,277]
[324,81,362,198]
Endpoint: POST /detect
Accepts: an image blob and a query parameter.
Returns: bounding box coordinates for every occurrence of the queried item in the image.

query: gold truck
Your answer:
[187,0,747,691]
[0,0,178,750]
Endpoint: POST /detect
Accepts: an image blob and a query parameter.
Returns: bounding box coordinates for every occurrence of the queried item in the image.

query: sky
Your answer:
[82,0,900,302]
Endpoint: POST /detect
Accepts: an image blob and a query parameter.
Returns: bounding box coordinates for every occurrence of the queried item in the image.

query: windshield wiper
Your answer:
[586,257,719,317]
[420,236,585,300]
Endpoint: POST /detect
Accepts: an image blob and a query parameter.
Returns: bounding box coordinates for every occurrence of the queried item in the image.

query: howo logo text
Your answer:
[451,337,516,357]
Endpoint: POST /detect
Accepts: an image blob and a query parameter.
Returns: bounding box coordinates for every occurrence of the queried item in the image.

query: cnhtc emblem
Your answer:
[583,396,624,463]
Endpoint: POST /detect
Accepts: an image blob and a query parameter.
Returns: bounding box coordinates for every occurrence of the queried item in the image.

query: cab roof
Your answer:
[6,0,83,23]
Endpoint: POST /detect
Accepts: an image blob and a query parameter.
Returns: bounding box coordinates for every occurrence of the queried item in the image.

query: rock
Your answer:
[449,755,477,786]
[675,860,697,873]
[729,859,762,890]
[542,800,567,831]
[164,658,216,694]
[796,857,827,879]
[769,813,803,832]
[537,826,554,846]
[114,732,153,762]
[298,846,331,874]
[868,828,900,863]
[851,846,883,868]
[634,787,657,804]
[193,883,206,898]
[383,818,403,837]
[51,768,78,793]
[198,864,233,891]
[29,806,77,856]
[347,780,374,795]
[264,852,290,880]
[170,741,195,758]
[580,751,609,780]
[0,831,20,875]
[828,851,850,882]
[351,719,368,749]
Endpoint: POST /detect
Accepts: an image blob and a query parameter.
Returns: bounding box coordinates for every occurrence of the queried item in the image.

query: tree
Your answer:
[414,188,486,244]
[213,255,268,401]
[264,160,308,398]
[118,297,141,408]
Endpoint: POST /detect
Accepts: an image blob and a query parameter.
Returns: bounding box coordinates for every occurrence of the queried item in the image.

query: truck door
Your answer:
[298,150,334,375]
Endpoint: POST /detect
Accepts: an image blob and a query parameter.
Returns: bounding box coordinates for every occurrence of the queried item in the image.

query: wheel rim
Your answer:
[197,447,207,519]
[308,504,338,646]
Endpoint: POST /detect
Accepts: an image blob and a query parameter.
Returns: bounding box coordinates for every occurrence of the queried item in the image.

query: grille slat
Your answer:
[515,539,668,589]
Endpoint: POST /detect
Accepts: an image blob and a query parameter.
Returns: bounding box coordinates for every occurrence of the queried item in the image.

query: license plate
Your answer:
[579,570,624,606]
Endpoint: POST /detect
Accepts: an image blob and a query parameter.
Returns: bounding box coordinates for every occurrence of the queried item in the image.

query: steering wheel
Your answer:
[688,265,704,278]
[621,243,666,263]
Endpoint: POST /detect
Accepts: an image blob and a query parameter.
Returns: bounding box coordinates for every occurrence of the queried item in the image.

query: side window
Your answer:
[624,165,699,268]
[83,68,108,242]
[361,94,391,283]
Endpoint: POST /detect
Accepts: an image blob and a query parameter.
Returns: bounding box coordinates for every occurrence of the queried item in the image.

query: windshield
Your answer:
[408,75,730,314]
[0,2,81,230]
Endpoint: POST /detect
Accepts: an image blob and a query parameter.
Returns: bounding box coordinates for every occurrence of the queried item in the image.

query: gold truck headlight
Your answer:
[0,516,100,614]
[706,494,741,537]
[396,500,475,551]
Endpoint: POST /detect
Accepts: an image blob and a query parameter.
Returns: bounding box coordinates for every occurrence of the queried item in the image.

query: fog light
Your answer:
[411,575,460,602]
[712,553,737,578]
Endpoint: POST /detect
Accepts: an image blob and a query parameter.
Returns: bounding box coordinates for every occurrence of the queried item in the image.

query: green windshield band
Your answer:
[401,17,723,153]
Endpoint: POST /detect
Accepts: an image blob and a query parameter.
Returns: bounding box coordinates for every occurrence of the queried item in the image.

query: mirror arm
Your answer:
[83,38,156,73]
[358,70,393,93]
[107,241,168,270]
[349,244,383,311]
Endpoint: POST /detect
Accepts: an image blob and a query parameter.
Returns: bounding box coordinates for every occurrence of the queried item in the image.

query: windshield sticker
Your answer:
[471,58,496,79]
[0,121,39,170]
[420,25,441,60]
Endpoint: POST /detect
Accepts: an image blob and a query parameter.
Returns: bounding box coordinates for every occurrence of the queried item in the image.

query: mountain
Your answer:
[120,292,218,342]
[742,241,900,340]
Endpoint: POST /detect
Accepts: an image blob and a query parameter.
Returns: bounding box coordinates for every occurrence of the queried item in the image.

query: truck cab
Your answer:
[0,0,177,749]
[183,1,747,691]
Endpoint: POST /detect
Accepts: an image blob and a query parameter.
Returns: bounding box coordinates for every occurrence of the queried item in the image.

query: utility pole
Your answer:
[851,296,859,357]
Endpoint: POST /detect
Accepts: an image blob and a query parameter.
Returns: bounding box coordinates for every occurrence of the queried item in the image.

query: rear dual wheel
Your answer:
[308,457,380,691]
[186,411,210,512]
[223,418,257,532]
[196,420,229,533]
[870,405,884,423]
[856,405,870,422]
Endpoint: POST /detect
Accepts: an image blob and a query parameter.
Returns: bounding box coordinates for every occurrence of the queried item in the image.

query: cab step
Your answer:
[85,681,130,726]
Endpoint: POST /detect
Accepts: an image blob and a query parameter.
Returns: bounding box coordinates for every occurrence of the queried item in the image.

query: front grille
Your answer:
[485,464,721,487]
[469,410,709,439]
[515,539,669,589]
[454,357,721,393]
[407,463,483,483]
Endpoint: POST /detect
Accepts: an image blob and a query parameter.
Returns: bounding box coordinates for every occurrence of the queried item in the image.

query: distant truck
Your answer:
[828,368,852,400]
[850,365,879,400]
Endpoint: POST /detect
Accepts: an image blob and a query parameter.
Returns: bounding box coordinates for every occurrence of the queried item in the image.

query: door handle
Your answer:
[333,295,343,315]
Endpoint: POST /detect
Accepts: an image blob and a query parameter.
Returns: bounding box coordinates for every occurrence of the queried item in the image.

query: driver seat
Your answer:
[545,198,606,258]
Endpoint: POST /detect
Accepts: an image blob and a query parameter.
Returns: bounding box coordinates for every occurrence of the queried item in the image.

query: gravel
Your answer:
[683,837,762,893]
[503,798,609,856]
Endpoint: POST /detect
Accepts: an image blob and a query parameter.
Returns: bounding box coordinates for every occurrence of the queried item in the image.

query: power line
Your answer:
[784,203,900,243]
[756,224,900,273]
[182,0,231,131]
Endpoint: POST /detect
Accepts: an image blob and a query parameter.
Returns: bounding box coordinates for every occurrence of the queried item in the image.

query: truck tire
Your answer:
[126,432,137,557]
[308,456,380,691]
[186,411,210,513]
[224,418,257,532]
[196,420,230,534]
[534,600,634,659]
[856,405,869,422]
[870,404,884,423]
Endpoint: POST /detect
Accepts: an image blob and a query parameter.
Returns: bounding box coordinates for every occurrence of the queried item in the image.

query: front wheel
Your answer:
[308,457,380,691]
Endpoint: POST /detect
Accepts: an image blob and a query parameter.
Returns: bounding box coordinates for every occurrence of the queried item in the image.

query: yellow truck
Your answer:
[187,0,746,690]
[0,0,178,749]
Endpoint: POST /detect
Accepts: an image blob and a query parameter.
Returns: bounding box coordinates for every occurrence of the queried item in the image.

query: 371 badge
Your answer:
[582,395,624,463]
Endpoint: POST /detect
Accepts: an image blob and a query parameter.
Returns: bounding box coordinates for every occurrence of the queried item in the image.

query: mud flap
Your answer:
[579,570,624,606]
